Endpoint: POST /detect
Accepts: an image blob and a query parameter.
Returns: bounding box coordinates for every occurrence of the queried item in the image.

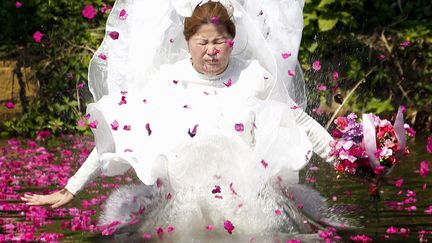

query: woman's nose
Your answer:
[206,46,219,57]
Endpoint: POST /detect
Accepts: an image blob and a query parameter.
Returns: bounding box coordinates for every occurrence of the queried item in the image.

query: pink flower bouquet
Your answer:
[329,107,414,197]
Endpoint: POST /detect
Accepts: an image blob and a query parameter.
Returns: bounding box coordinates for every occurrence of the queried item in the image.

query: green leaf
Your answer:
[318,18,338,32]
[317,0,336,9]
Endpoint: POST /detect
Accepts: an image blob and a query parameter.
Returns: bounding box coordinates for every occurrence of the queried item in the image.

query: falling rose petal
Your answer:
[288,70,295,77]
[120,90,128,95]
[210,16,218,24]
[312,60,321,71]
[212,185,221,194]
[378,53,386,60]
[275,209,282,215]
[332,71,339,80]
[422,183,427,191]
[297,203,304,209]
[183,105,191,109]
[203,91,210,95]
[419,161,430,177]
[426,135,432,153]
[98,53,107,60]
[258,10,263,16]
[332,196,337,202]
[234,123,244,132]
[88,120,98,129]
[173,80,179,84]
[261,159,268,168]
[5,101,15,109]
[188,124,199,138]
[374,166,386,175]
[109,31,120,40]
[100,4,113,14]
[226,39,234,48]
[215,195,223,199]
[143,234,152,239]
[306,177,316,183]
[169,38,174,43]
[124,148,133,152]
[166,226,175,232]
[123,125,131,131]
[85,113,91,119]
[223,220,235,234]
[119,9,128,20]
[33,31,44,43]
[394,178,404,188]
[317,85,327,91]
[213,49,221,55]
[206,225,215,231]
[16,1,23,8]
[290,105,300,110]
[118,96,127,105]
[281,52,292,59]
[224,78,233,87]
[166,193,172,200]
[155,227,164,235]
[82,4,97,20]
[111,120,119,130]
[145,123,152,136]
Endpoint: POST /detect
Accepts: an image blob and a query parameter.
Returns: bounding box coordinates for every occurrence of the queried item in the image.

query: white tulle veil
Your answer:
[88,0,307,109]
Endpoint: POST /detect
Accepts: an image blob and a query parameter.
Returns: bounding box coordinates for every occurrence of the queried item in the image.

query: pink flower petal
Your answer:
[16,1,23,8]
[275,209,282,215]
[226,39,234,48]
[427,136,432,153]
[82,5,97,20]
[118,96,127,105]
[223,220,235,234]
[123,125,131,131]
[109,31,119,40]
[281,52,292,59]
[173,80,179,84]
[419,161,430,177]
[210,16,218,24]
[205,225,215,231]
[166,226,175,232]
[234,123,244,132]
[98,53,107,60]
[145,123,152,136]
[312,60,321,71]
[211,185,221,194]
[224,78,233,87]
[394,178,404,188]
[111,120,119,131]
[288,70,295,77]
[5,101,15,109]
[261,159,268,168]
[378,53,386,60]
[33,31,44,43]
[188,124,199,138]
[88,120,98,129]
[332,71,339,80]
[119,9,128,20]
[143,233,152,239]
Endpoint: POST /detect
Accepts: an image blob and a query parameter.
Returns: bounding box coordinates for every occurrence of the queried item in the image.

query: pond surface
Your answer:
[0,134,431,242]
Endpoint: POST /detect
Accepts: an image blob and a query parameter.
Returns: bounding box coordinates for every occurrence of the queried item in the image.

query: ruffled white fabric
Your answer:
[87,57,313,187]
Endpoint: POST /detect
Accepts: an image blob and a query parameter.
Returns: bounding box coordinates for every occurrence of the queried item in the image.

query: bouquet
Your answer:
[329,107,415,199]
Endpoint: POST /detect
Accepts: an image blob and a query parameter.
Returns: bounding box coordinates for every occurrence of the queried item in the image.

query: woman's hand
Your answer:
[20,188,74,209]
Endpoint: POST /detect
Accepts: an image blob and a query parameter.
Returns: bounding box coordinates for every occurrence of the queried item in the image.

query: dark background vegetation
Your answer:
[0,0,430,137]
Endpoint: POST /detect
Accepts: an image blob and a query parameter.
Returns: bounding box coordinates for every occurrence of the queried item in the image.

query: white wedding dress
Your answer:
[63,0,340,238]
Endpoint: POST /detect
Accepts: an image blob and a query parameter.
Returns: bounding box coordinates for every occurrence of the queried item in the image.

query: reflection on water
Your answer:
[0,135,431,242]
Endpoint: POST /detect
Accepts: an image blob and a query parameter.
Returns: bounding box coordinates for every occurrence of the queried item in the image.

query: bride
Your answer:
[22,0,337,237]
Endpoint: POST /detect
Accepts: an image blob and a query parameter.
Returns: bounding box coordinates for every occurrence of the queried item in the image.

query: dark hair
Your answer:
[183,1,236,41]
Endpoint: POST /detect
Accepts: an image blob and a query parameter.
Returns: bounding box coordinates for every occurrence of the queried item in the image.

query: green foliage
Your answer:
[0,0,114,137]
[302,0,431,129]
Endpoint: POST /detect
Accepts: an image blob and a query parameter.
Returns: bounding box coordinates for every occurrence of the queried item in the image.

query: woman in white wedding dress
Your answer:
[22,0,339,238]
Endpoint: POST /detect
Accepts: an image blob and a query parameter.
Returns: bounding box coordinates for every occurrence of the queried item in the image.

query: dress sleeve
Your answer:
[64,148,102,195]
[292,108,334,163]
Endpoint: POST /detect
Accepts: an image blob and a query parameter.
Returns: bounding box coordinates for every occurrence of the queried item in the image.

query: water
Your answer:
[0,135,431,242]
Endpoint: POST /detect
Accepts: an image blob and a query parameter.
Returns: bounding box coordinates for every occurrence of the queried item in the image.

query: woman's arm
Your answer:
[293,107,334,163]
[21,147,102,208]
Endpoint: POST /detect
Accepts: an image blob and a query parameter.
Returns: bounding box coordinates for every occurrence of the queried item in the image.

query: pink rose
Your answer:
[312,60,321,71]
[82,5,97,20]
[5,101,15,109]
[33,31,44,43]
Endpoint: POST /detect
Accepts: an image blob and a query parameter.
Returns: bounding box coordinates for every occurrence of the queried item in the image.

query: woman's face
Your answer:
[188,23,233,76]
